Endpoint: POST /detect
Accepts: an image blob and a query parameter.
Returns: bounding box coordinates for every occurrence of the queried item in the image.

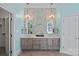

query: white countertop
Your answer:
[21,34,60,38]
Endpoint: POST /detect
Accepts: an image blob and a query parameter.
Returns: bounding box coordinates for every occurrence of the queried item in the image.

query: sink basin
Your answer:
[36,35,44,37]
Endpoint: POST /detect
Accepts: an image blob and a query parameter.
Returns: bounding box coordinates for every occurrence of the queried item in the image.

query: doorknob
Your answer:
[2,33,5,35]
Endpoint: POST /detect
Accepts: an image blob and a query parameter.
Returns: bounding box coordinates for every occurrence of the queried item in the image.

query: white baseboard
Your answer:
[14,49,21,56]
[60,49,79,56]
[60,50,72,56]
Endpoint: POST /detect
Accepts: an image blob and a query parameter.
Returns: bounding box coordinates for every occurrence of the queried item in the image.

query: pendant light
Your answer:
[25,3,31,20]
[49,3,55,19]
[25,8,30,20]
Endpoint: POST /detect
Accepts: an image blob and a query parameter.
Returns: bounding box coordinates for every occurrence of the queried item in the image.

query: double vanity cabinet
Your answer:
[21,35,60,50]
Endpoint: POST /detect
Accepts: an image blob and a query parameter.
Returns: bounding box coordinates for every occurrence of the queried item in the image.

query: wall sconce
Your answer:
[48,7,55,19]
[49,14,55,19]
[25,6,31,20]
[25,14,31,20]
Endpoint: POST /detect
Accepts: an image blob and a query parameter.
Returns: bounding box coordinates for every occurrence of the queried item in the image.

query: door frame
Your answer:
[0,4,15,56]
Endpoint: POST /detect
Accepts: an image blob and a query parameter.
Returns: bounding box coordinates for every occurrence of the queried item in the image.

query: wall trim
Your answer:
[15,49,21,56]
[60,49,79,56]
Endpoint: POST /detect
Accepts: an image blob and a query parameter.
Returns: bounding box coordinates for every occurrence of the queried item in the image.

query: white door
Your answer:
[70,16,77,55]
[5,17,9,56]
[0,24,3,47]
[62,15,79,56]
[0,19,5,47]
[62,16,72,54]
[69,16,79,55]
[78,16,79,56]
[75,16,79,55]
[10,16,12,56]
[5,14,11,56]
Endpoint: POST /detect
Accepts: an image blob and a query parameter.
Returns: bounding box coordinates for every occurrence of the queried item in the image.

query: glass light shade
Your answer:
[25,14,31,19]
[49,14,55,19]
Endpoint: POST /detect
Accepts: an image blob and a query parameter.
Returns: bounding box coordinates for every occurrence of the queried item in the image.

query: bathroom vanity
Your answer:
[21,34,60,50]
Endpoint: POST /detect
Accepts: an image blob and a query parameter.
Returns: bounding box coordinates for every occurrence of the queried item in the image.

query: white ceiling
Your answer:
[23,3,57,8]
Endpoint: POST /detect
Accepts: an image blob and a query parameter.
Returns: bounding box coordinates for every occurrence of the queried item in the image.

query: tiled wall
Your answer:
[24,8,56,34]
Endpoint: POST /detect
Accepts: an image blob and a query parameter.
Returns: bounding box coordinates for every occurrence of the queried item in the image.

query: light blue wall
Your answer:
[56,3,79,51]
[56,3,79,33]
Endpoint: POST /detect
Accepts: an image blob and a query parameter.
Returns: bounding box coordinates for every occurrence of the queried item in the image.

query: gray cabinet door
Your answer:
[32,38,40,49]
[47,39,53,49]
[53,38,60,50]
[27,38,32,49]
[40,38,47,49]
[47,38,60,50]
[21,38,32,49]
[21,38,29,49]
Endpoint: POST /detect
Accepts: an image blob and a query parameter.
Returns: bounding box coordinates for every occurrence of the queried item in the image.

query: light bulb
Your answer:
[25,14,30,19]
[49,14,55,19]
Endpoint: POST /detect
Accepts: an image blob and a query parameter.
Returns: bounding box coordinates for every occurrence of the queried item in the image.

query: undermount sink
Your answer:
[36,34,44,37]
